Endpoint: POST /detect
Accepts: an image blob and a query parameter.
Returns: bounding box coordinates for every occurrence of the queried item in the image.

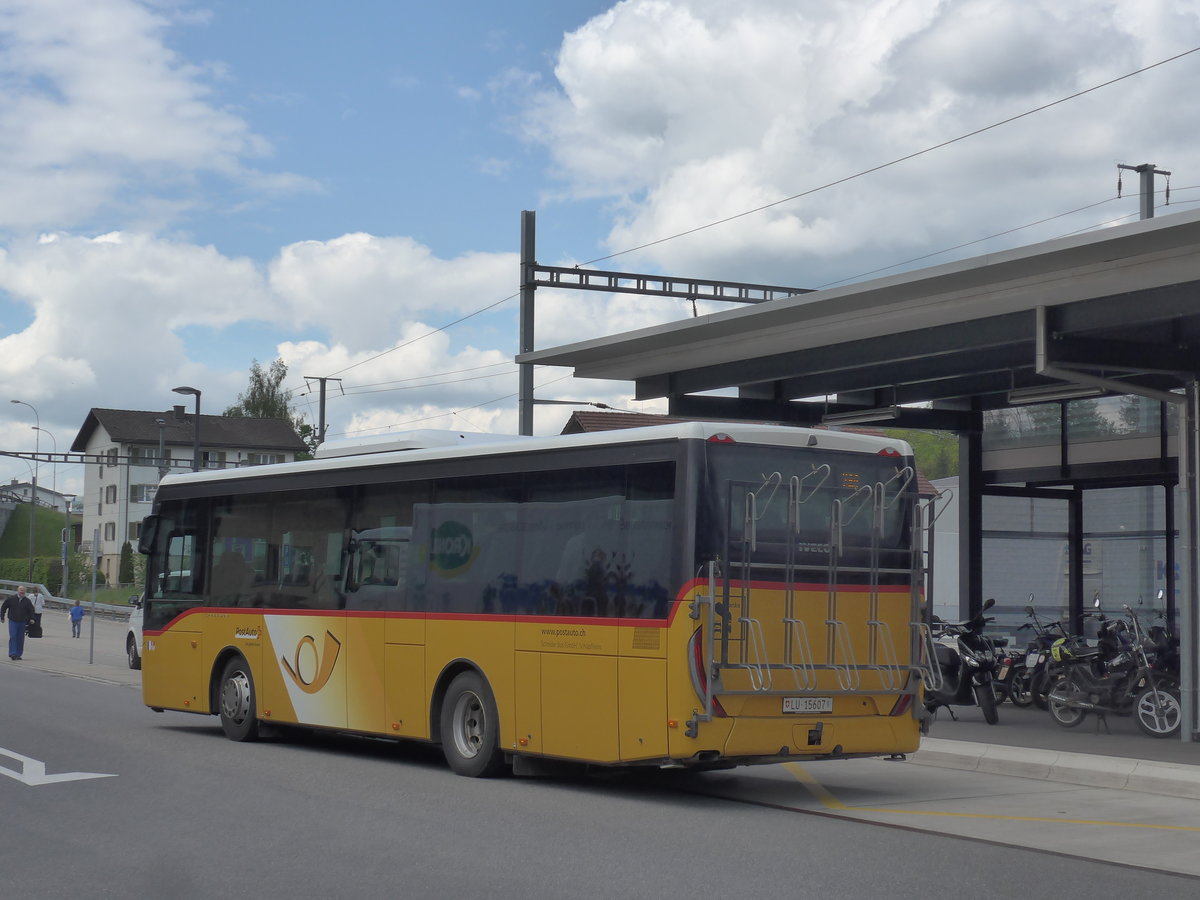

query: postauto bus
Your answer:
[136,423,925,776]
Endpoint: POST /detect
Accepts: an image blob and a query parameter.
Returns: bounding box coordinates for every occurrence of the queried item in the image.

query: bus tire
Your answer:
[440,671,504,777]
[218,656,260,742]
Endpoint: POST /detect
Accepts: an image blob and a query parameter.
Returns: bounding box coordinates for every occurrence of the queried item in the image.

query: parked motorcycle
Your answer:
[924,597,1002,725]
[993,643,1024,706]
[1145,593,1180,685]
[1046,597,1182,738]
[1013,599,1070,709]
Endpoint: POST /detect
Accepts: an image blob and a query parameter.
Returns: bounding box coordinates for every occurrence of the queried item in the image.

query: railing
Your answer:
[0,580,135,619]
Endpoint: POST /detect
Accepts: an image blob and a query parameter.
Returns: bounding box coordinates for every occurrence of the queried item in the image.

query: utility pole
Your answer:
[1118,162,1171,219]
[303,376,342,443]
[519,210,536,436]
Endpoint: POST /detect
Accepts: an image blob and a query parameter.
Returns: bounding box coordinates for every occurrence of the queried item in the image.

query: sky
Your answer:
[2,0,1200,500]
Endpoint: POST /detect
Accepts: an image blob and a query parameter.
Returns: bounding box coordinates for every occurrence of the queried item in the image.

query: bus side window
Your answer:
[162,533,195,595]
[344,531,410,610]
[211,549,254,602]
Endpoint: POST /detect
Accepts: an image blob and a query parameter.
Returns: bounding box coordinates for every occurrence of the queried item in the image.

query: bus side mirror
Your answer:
[138,515,160,555]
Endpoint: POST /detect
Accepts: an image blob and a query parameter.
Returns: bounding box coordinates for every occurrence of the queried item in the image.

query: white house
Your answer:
[70,406,308,585]
[2,479,72,512]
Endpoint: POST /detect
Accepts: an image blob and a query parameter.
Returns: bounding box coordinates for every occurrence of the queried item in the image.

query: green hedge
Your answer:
[0,557,106,589]
[0,556,56,585]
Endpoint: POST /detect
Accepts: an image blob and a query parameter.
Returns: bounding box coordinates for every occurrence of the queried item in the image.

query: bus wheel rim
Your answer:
[451,691,485,760]
[221,670,252,724]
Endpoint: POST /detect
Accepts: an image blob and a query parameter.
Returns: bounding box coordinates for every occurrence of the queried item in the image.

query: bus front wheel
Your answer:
[440,671,504,777]
[218,657,260,742]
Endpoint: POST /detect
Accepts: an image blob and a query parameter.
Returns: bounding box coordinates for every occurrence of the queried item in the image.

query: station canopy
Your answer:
[519,208,1200,430]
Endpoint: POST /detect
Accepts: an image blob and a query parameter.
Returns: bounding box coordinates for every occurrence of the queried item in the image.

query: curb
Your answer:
[909,737,1200,800]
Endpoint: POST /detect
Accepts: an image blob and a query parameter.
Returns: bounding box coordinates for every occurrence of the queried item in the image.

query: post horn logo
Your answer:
[281,630,342,694]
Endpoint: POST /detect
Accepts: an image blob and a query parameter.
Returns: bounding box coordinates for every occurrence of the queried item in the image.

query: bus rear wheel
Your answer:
[440,671,504,777]
[218,656,260,742]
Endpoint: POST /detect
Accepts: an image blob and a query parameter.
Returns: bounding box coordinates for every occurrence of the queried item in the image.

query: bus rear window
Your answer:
[701,443,915,559]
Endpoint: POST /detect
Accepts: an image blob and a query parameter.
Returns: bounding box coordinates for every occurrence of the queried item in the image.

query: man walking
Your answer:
[1,585,35,660]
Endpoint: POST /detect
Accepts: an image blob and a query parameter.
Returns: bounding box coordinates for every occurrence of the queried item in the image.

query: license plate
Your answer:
[1025,654,1040,668]
[998,664,1009,679]
[783,696,833,714]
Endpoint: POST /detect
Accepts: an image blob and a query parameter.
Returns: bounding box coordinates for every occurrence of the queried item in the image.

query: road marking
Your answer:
[782,762,1200,832]
[783,761,848,809]
[0,746,117,786]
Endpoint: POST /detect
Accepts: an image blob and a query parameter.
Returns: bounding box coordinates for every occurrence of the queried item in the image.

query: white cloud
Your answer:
[267,233,519,347]
[0,229,539,458]
[8,0,1200,468]
[0,0,310,231]
[519,0,1200,285]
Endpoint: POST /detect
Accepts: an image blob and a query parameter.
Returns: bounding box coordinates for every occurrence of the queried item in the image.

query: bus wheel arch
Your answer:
[433,664,505,777]
[214,651,260,742]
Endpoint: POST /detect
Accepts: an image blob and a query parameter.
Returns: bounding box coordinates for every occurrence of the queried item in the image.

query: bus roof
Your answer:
[158,422,913,489]
[314,429,528,458]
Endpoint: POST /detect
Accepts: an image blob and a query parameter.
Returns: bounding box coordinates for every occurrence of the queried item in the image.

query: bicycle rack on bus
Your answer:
[863,467,914,691]
[686,462,928,737]
[913,489,954,691]
[782,467,830,692]
[825,484,872,690]
[730,472,783,690]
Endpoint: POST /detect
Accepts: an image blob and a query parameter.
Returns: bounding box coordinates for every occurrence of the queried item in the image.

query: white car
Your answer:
[126,598,144,670]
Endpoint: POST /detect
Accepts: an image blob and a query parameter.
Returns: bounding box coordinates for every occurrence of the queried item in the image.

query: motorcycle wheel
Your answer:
[974,681,999,725]
[1030,667,1054,710]
[1047,676,1087,728]
[1134,683,1182,739]
[1008,669,1036,708]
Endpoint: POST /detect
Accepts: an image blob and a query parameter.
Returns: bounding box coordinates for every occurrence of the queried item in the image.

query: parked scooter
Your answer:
[923,597,1002,725]
[1046,596,1182,738]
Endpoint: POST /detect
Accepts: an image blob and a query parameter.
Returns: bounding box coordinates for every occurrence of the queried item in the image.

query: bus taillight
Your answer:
[688,627,728,717]
[889,692,914,717]
[707,433,736,443]
[877,447,902,457]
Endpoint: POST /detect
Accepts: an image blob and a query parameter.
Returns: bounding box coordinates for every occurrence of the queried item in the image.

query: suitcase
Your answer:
[26,621,42,638]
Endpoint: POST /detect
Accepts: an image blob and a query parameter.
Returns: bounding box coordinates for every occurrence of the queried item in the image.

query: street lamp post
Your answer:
[61,494,76,598]
[155,417,169,479]
[172,386,202,472]
[11,399,39,581]
[32,425,56,499]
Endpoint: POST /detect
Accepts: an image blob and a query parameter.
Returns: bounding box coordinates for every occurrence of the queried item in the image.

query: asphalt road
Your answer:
[3,608,1199,897]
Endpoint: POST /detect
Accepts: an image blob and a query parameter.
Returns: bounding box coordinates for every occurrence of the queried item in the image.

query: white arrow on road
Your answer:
[0,746,117,786]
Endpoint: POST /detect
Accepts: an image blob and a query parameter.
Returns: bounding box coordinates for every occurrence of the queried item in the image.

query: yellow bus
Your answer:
[137,422,926,776]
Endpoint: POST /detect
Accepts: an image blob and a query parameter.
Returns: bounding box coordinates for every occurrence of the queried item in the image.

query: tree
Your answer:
[119,541,135,585]
[225,358,319,456]
[885,429,958,480]
[224,358,293,419]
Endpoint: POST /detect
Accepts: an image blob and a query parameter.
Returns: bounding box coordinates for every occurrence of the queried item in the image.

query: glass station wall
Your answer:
[979,492,1070,641]
[983,395,1172,451]
[979,486,1170,643]
[975,395,1176,643]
